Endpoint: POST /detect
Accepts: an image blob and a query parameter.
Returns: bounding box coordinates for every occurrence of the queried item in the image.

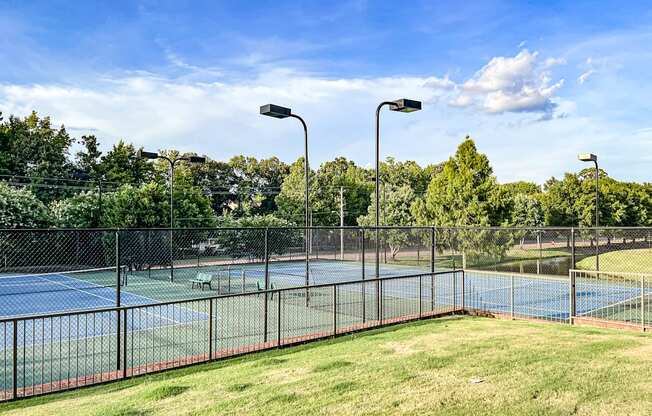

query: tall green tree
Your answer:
[358,184,417,259]
[510,193,544,227]
[276,157,371,225]
[541,174,582,226]
[0,112,73,179]
[414,138,508,227]
[99,140,154,185]
[74,135,103,181]
[275,157,315,225]
[413,138,510,266]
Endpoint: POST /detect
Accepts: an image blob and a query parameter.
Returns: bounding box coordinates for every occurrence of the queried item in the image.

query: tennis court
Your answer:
[1,262,651,400]
[1,260,649,324]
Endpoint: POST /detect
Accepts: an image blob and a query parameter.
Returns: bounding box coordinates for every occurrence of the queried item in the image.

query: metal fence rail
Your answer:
[0,270,463,401]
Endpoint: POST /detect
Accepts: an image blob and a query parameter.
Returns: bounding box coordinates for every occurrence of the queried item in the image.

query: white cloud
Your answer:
[2,43,650,185]
[0,71,456,167]
[578,69,595,84]
[450,50,565,115]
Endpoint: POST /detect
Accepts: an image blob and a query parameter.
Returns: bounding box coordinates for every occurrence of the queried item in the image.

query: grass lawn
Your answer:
[2,316,652,416]
[576,248,652,274]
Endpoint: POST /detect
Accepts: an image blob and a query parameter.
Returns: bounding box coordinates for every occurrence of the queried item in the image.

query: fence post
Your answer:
[431,227,436,311]
[277,291,282,347]
[122,308,128,378]
[430,227,435,273]
[379,279,383,325]
[115,231,122,372]
[460,270,465,311]
[418,275,423,318]
[115,231,121,307]
[510,275,515,319]
[208,299,213,360]
[570,227,576,269]
[569,270,576,324]
[642,275,645,331]
[169,228,174,282]
[264,228,269,343]
[452,271,457,311]
[361,228,366,324]
[333,285,337,335]
[12,319,17,399]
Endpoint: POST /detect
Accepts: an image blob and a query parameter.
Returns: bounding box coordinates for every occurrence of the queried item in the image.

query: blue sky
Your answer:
[1,1,651,183]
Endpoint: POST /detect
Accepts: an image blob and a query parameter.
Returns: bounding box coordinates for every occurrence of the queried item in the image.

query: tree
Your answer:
[380,157,431,196]
[99,140,155,185]
[0,112,75,202]
[74,135,103,181]
[413,137,511,266]
[502,181,541,196]
[275,157,315,225]
[358,184,416,259]
[510,193,544,227]
[213,214,301,260]
[0,112,74,179]
[510,193,545,248]
[0,183,51,228]
[276,157,371,225]
[101,183,169,228]
[230,156,289,216]
[414,137,508,227]
[50,191,102,228]
[541,174,582,226]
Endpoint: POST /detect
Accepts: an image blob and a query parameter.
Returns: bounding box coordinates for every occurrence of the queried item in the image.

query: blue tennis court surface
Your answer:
[0,261,647,325]
[0,271,188,320]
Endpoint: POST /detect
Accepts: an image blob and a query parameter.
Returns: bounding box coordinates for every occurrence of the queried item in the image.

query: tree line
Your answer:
[1,111,651,230]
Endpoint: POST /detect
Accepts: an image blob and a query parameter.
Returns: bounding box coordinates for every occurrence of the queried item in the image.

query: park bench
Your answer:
[190,272,215,290]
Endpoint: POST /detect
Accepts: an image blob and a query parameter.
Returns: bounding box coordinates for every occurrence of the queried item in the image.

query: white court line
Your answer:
[4,272,190,325]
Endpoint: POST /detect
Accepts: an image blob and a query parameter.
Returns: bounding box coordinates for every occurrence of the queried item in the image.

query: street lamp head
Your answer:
[260,104,292,119]
[187,155,206,164]
[136,150,159,160]
[578,153,597,162]
[389,98,422,113]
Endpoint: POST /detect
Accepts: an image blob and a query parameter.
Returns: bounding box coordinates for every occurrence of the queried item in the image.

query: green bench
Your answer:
[190,272,216,290]
[191,271,277,294]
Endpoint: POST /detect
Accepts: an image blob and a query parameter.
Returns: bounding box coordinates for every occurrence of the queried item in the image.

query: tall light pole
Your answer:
[137,150,206,281]
[578,153,599,270]
[260,104,310,287]
[375,99,422,278]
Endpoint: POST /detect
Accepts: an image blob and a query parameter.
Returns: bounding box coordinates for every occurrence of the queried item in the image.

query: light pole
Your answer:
[260,104,310,287]
[375,99,421,278]
[578,153,599,270]
[137,150,206,280]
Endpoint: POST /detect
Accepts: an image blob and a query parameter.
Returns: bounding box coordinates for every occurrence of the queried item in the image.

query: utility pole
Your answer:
[340,186,345,260]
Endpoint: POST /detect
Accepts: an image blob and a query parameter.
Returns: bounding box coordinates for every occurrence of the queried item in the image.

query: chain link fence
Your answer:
[1,225,652,401]
[0,270,461,400]
[2,226,652,317]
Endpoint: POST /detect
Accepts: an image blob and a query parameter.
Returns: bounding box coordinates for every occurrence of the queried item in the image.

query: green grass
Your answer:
[577,248,652,274]
[391,246,570,270]
[3,316,652,415]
